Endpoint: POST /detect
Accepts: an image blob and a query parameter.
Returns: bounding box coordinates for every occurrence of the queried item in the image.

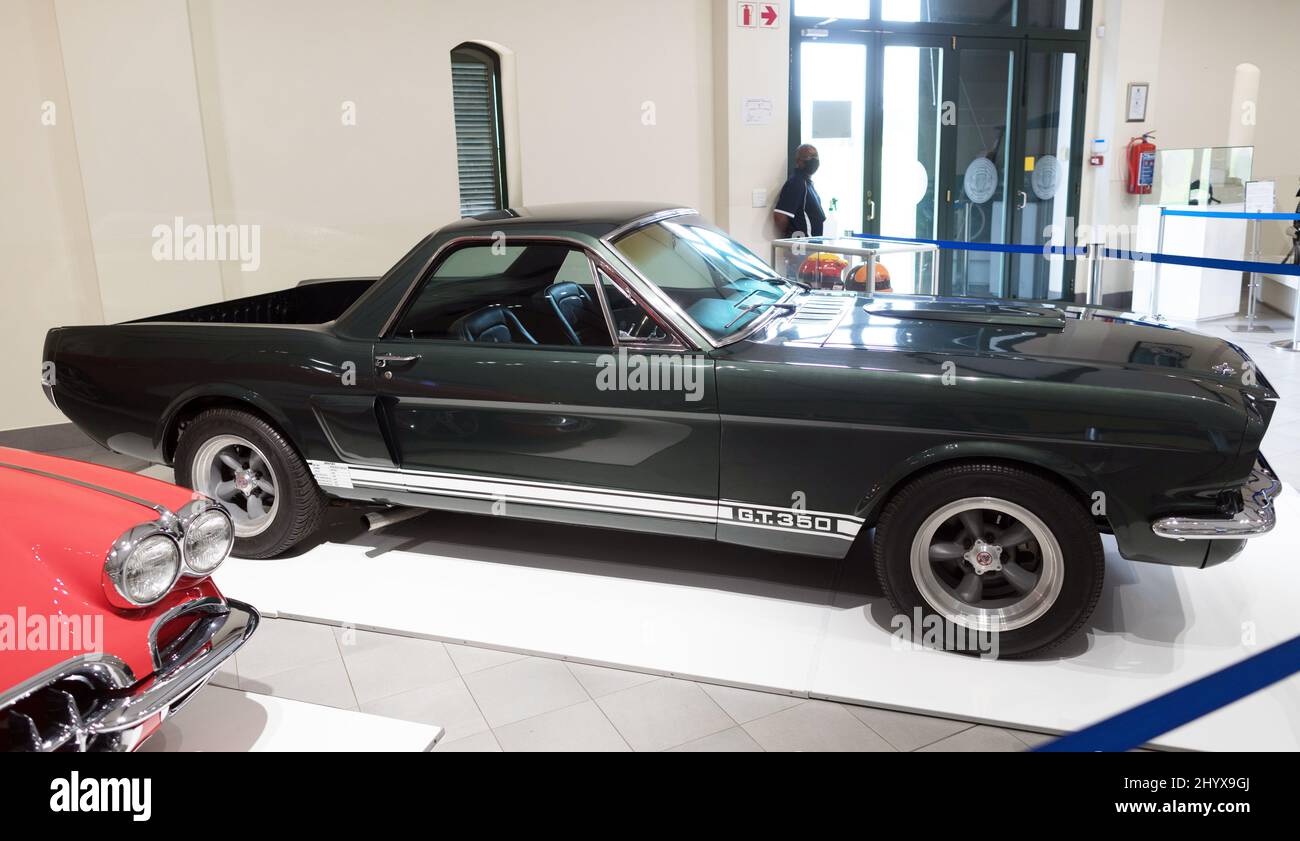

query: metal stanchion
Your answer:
[1087,241,1105,307]
[1148,211,1166,317]
[1274,289,1300,352]
[1230,218,1275,333]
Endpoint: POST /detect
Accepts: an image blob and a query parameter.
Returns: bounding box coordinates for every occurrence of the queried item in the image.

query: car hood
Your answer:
[750,292,1275,395]
[0,448,210,683]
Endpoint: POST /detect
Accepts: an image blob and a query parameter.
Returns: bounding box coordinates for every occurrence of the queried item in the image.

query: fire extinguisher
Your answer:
[1127,132,1157,195]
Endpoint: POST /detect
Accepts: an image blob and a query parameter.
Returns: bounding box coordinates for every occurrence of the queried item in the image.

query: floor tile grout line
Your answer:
[902,721,978,753]
[329,623,363,711]
[559,659,640,752]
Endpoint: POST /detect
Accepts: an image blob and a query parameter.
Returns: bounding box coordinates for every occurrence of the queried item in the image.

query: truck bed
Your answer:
[131,278,377,325]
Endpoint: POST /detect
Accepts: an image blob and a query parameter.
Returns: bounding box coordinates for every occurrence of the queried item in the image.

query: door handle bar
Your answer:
[375,354,422,369]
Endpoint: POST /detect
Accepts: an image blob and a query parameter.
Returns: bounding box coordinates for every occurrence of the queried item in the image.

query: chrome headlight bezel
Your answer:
[103,523,183,609]
[177,498,234,578]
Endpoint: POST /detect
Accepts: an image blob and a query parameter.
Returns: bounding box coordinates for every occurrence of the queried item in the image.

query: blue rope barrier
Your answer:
[1100,247,1300,277]
[848,232,1088,257]
[1036,634,1300,752]
[1161,209,1300,221]
[837,232,1300,276]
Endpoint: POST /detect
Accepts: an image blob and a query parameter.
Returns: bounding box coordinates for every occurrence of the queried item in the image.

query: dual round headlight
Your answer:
[102,499,234,608]
[179,501,234,577]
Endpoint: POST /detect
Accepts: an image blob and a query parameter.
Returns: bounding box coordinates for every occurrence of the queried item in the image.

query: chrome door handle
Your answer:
[867,199,877,221]
[1016,191,1028,210]
[375,354,422,369]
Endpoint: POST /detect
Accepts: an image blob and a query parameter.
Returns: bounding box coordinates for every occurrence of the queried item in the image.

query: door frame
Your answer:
[788,2,1093,301]
[1009,36,1091,301]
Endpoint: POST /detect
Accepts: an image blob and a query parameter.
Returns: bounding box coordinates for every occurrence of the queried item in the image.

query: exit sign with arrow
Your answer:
[738,2,781,29]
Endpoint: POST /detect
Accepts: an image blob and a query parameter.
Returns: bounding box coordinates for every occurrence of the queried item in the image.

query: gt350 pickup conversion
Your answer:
[44,203,1282,656]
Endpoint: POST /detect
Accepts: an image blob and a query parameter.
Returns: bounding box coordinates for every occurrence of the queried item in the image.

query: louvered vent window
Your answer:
[450,45,506,217]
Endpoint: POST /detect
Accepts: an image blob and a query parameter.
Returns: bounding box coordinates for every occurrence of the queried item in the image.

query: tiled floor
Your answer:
[11,305,1296,751]
[210,616,1050,752]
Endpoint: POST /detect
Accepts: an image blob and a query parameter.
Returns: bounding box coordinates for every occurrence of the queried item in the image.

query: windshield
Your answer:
[612,217,797,342]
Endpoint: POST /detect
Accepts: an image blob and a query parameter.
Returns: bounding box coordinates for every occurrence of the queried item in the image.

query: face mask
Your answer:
[800,158,821,177]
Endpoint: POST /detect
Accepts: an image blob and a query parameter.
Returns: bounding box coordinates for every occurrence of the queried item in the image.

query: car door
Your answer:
[366,238,719,539]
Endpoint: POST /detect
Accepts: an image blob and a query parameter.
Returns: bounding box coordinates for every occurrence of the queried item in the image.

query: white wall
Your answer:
[1,0,721,431]
[0,0,102,429]
[194,0,716,298]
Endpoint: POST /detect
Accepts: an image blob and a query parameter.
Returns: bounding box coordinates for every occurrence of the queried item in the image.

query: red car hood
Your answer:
[0,447,220,685]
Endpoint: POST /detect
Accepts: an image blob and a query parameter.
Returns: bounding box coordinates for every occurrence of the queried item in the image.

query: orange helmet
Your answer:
[797,253,849,287]
[850,262,893,294]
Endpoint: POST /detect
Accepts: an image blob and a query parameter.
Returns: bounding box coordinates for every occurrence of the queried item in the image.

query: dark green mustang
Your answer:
[44,203,1282,657]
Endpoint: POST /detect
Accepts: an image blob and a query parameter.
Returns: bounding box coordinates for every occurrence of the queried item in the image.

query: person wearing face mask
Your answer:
[773,144,826,239]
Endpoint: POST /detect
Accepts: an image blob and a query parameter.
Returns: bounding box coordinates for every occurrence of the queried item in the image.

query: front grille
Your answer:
[0,661,132,752]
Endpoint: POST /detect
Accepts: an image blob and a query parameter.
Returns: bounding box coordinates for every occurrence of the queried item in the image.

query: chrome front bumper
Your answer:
[0,598,258,751]
[1152,459,1282,540]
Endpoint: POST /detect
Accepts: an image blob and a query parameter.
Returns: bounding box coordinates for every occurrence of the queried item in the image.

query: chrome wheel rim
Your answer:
[909,497,1063,633]
[190,435,279,538]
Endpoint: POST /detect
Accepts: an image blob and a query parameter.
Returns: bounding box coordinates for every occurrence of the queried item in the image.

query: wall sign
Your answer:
[742,97,774,126]
[1126,82,1149,122]
[738,2,780,28]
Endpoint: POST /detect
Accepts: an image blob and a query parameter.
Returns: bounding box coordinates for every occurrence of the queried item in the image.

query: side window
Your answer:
[390,243,613,348]
[597,270,680,348]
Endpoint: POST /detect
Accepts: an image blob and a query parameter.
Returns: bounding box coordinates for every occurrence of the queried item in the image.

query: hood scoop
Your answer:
[863,299,1068,331]
[791,296,852,325]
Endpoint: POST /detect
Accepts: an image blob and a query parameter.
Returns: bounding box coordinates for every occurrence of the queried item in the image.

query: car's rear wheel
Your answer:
[175,408,325,559]
[873,462,1104,659]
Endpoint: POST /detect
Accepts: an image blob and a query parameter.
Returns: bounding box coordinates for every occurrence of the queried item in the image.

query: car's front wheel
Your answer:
[873,463,1104,659]
[175,408,326,559]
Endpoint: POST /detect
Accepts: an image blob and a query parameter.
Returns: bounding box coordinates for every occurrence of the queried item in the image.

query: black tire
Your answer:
[175,408,326,559]
[873,462,1104,659]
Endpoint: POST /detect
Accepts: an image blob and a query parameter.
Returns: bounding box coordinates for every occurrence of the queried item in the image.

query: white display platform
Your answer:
[214,486,1300,752]
[1133,203,1248,321]
[140,687,443,752]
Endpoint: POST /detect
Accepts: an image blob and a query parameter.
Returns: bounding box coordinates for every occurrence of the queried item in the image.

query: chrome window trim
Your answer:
[604,206,699,241]
[584,253,622,347]
[602,212,799,349]
[592,260,691,353]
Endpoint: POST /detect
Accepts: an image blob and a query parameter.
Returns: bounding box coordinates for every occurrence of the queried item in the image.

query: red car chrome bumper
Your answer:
[0,598,258,751]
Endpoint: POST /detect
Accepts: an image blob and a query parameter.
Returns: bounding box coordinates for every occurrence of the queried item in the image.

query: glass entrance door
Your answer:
[795,38,870,238]
[873,37,945,294]
[948,40,1018,298]
[1010,41,1085,300]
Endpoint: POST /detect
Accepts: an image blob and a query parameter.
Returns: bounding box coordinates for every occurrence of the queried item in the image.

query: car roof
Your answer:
[437,202,697,238]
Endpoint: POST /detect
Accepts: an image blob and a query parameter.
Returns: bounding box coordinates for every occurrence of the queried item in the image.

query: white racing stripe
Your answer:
[308,460,862,541]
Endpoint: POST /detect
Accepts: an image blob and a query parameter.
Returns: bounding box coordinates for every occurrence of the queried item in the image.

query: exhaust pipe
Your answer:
[361,507,428,532]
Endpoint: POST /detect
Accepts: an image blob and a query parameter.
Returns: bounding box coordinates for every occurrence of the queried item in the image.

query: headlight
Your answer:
[103,524,182,608]
[179,500,234,576]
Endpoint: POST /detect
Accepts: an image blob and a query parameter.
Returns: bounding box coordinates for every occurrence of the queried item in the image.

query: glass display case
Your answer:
[1142,145,1254,208]
[771,236,940,296]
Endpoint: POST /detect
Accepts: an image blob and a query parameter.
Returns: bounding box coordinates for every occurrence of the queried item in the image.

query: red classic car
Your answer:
[0,446,257,751]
